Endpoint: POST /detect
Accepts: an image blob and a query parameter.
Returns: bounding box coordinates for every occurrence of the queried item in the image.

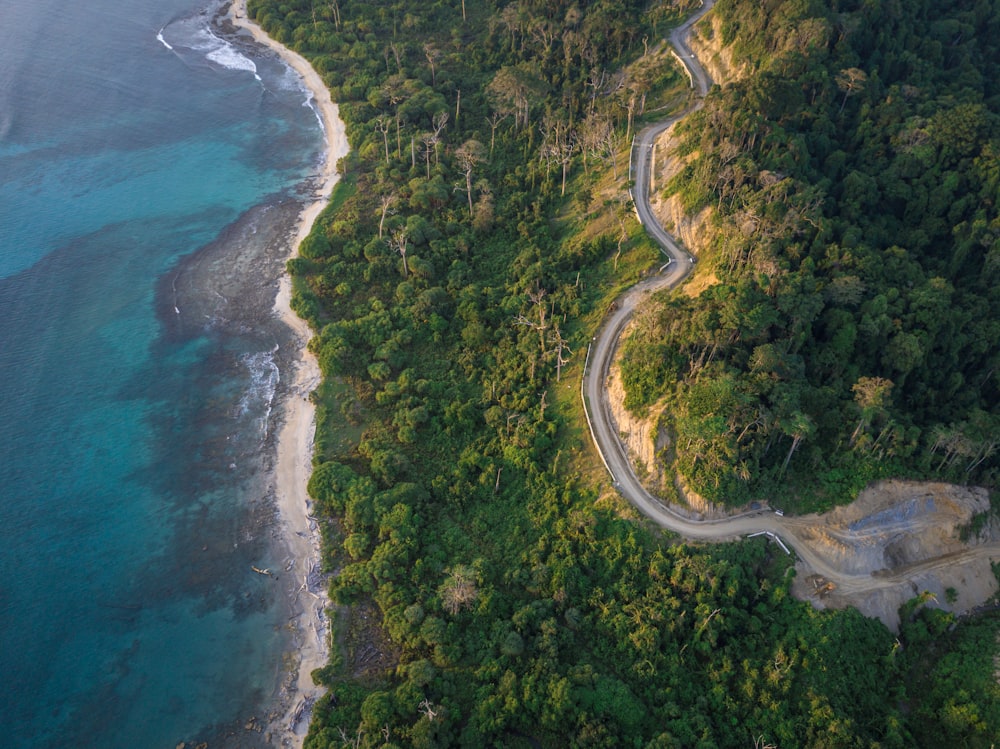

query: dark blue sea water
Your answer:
[0,0,327,746]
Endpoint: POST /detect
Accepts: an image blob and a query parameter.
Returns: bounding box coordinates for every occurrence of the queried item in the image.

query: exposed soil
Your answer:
[607,339,1000,632]
[686,11,750,85]
[605,316,672,492]
[610,362,1000,631]
[645,121,716,256]
[787,481,1000,630]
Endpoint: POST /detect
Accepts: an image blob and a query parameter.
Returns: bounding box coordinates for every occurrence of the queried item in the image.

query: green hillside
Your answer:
[248,0,1000,746]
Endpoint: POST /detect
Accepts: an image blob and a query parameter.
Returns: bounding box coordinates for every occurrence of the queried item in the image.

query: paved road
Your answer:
[583,0,801,546]
[580,1,1000,594]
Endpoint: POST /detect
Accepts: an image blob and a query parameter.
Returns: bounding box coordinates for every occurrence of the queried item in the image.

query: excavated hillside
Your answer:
[684,11,749,86]
[605,11,1000,632]
[606,329,672,493]
[789,481,1000,630]
[645,121,716,263]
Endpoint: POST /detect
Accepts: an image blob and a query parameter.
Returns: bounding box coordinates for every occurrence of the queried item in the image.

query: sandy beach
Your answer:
[226,1,349,745]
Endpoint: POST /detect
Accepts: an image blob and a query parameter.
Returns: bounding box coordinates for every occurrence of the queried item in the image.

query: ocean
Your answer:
[0,0,327,746]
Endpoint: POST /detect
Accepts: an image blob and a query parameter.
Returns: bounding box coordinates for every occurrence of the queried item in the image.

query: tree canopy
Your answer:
[625,0,1000,510]
[247,0,1000,746]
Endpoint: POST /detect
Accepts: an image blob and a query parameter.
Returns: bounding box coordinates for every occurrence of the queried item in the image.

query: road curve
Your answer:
[583,0,795,543]
[580,1,1000,595]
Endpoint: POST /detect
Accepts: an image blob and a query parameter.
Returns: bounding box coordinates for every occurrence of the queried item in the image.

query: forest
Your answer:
[246,0,1000,746]
[623,0,1000,511]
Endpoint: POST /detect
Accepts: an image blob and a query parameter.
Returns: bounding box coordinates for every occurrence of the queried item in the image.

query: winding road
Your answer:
[581,0,1000,604]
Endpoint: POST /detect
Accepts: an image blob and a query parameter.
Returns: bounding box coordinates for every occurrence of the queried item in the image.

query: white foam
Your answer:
[274,64,323,131]
[163,16,262,82]
[238,347,280,442]
[276,64,305,92]
[205,38,261,81]
[156,28,173,51]
[302,89,324,132]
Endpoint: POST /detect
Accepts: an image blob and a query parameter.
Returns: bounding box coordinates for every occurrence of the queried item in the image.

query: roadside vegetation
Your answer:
[248,0,1000,746]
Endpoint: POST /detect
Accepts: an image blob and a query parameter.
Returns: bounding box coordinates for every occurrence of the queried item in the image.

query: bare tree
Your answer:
[780,411,814,474]
[850,376,893,447]
[389,227,410,276]
[418,699,438,722]
[579,112,615,176]
[586,68,607,115]
[382,74,411,157]
[487,66,545,130]
[935,430,977,471]
[337,726,362,748]
[549,323,572,382]
[440,565,478,615]
[695,607,722,638]
[930,413,999,474]
[514,283,550,356]
[420,132,435,178]
[836,67,867,113]
[388,42,403,73]
[377,193,396,238]
[624,92,638,143]
[423,42,442,87]
[431,111,449,164]
[541,114,577,196]
[553,139,577,196]
[966,425,998,474]
[374,117,391,165]
[455,139,486,215]
[528,16,556,58]
[486,111,508,156]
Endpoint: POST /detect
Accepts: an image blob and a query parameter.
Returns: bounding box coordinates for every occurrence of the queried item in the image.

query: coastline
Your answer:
[226,1,349,746]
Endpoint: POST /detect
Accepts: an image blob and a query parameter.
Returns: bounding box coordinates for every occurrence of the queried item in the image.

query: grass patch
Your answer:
[313,376,365,464]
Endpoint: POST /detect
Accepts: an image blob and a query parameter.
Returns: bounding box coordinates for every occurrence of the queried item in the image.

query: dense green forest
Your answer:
[623,0,1000,510]
[246,0,1000,746]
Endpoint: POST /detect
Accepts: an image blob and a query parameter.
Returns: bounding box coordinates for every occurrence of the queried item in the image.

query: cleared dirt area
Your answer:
[787,480,1000,630]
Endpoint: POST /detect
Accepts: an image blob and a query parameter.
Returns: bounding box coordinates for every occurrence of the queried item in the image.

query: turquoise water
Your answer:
[0,0,326,746]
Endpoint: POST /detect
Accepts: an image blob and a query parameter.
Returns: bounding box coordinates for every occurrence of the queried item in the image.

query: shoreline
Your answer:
[226,1,349,746]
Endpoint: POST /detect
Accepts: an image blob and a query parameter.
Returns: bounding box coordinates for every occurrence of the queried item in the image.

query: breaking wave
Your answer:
[238,346,279,442]
[158,15,261,81]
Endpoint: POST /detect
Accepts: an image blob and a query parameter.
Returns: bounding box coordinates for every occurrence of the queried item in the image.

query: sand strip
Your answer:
[227,1,349,746]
